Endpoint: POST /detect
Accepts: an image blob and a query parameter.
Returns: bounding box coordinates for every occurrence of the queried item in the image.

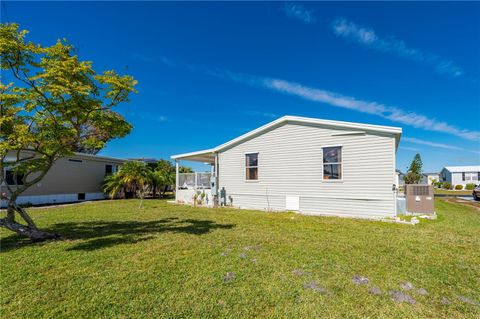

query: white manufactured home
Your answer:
[440,166,480,187]
[172,116,402,219]
[1,152,125,207]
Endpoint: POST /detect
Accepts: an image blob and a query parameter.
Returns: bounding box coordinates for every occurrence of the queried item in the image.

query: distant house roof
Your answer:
[172,115,402,162]
[443,166,480,173]
[128,157,157,163]
[73,152,126,163]
[423,172,439,176]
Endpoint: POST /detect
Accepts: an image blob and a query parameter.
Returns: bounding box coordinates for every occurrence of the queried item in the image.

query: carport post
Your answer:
[175,159,179,202]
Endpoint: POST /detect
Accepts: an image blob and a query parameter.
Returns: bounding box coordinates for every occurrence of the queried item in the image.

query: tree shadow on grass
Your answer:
[1,217,235,252]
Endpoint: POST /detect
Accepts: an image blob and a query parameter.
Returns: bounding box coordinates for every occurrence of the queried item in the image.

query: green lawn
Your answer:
[1,199,479,318]
[434,189,474,196]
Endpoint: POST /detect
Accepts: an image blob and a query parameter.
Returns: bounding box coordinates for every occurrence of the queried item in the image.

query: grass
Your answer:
[1,199,479,318]
[434,189,474,196]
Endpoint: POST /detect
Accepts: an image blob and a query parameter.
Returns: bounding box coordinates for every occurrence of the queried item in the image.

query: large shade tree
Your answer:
[0,23,137,240]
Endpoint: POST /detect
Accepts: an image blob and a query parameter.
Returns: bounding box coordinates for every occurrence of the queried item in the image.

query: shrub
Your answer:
[443,182,452,190]
[435,181,443,188]
[454,184,463,190]
[465,183,476,190]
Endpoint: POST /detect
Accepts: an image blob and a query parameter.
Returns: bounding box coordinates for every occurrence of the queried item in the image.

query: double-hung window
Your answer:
[323,146,342,180]
[245,153,258,180]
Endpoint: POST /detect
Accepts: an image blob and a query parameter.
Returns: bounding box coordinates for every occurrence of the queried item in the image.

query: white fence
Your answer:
[178,172,211,189]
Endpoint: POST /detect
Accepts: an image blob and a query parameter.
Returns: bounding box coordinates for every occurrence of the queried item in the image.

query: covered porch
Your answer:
[171,149,218,207]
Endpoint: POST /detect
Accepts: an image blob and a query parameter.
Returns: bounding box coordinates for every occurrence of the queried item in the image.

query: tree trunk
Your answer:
[152,186,157,199]
[0,198,59,241]
[0,217,59,241]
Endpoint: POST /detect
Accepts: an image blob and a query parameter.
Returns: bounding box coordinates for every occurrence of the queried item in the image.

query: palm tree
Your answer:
[146,159,176,198]
[103,161,151,203]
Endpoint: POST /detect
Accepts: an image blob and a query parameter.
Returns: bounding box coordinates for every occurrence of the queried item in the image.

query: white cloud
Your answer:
[331,18,463,78]
[402,137,463,150]
[282,3,315,24]
[399,146,420,152]
[157,57,480,141]
[261,78,480,141]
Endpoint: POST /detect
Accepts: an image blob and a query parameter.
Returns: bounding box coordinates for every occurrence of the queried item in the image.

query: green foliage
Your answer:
[435,181,443,189]
[103,161,150,198]
[0,199,479,318]
[443,182,452,190]
[0,23,136,237]
[179,166,193,173]
[454,184,463,190]
[404,153,423,184]
[104,159,178,199]
[465,183,476,190]
[149,160,175,197]
[0,23,137,200]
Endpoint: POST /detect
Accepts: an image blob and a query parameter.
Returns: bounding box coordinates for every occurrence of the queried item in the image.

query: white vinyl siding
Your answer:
[218,122,396,219]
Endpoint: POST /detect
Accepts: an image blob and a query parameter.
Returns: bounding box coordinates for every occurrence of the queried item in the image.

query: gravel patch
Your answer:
[223,272,235,283]
[456,295,480,306]
[292,269,307,276]
[400,282,415,291]
[441,297,451,305]
[352,275,369,285]
[389,290,416,304]
[369,287,382,295]
[304,281,329,295]
[417,288,428,296]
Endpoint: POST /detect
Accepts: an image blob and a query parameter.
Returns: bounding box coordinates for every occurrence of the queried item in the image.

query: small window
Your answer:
[245,153,258,180]
[105,164,113,176]
[78,193,85,201]
[5,170,15,185]
[323,146,342,180]
[5,170,24,185]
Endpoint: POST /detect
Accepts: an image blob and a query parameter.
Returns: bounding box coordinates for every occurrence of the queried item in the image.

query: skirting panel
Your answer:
[0,192,106,208]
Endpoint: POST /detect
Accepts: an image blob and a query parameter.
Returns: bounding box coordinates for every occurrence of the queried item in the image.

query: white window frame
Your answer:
[322,145,343,182]
[465,172,478,181]
[245,152,259,182]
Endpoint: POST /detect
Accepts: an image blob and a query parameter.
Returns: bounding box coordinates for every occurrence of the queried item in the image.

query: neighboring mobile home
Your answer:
[1,152,125,207]
[396,169,405,187]
[421,172,440,185]
[440,166,480,188]
[172,116,402,219]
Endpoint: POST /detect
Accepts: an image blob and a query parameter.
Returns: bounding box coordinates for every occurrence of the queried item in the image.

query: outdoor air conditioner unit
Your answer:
[405,184,434,215]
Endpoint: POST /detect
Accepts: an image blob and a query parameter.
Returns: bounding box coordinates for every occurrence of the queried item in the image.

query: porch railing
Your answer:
[178,172,211,189]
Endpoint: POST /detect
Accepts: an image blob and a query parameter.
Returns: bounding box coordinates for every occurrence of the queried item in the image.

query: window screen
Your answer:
[323,147,342,180]
[245,153,258,180]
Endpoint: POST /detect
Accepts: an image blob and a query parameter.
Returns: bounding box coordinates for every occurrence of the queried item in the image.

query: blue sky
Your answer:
[4,2,480,172]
